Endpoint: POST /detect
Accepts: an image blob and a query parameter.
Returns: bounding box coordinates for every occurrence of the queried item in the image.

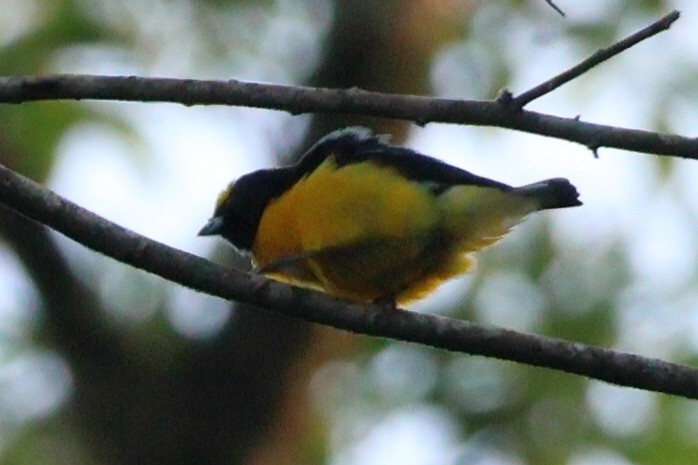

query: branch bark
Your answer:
[1,162,697,399]
[0,70,693,160]
[0,12,687,160]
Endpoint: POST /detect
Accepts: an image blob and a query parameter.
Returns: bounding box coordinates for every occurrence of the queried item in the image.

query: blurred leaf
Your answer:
[0,102,134,180]
[0,0,127,75]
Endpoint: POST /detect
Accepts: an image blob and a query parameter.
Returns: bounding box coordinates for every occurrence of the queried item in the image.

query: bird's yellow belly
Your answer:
[251,158,530,304]
[306,235,475,303]
[252,158,457,303]
[255,229,473,304]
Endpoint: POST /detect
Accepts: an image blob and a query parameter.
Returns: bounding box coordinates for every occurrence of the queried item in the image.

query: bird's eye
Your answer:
[214,182,235,213]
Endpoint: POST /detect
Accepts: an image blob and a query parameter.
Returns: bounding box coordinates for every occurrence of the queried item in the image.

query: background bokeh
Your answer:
[0,1,697,464]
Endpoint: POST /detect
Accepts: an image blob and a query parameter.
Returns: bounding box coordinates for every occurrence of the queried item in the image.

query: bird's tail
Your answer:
[514,178,582,210]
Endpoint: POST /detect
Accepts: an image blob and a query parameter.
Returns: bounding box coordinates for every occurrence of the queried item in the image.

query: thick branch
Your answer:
[1,163,697,399]
[0,73,695,159]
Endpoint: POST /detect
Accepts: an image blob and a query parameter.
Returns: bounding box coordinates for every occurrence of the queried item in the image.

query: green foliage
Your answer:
[0,0,129,179]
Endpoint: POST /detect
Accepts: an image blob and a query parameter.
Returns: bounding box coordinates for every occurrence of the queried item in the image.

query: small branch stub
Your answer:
[544,0,566,17]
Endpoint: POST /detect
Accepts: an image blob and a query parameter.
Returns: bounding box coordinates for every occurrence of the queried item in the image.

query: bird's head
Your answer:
[199,169,290,250]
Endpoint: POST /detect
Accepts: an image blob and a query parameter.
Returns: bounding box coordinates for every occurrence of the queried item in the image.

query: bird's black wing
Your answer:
[293,127,513,194]
[293,127,375,176]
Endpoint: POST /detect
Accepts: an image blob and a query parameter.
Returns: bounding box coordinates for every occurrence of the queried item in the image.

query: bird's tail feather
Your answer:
[515,178,582,210]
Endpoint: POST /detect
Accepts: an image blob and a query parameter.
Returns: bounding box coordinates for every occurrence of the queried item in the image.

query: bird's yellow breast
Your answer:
[252,157,536,303]
[253,158,443,300]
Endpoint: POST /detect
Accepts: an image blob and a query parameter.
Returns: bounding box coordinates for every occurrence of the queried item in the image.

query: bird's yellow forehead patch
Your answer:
[214,182,235,213]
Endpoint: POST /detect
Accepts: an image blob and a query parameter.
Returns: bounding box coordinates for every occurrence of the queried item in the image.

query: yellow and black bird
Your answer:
[199,127,581,305]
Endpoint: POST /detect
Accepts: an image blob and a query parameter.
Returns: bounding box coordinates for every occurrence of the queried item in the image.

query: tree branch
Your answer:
[1,163,697,399]
[510,10,680,107]
[543,0,566,18]
[0,66,694,160]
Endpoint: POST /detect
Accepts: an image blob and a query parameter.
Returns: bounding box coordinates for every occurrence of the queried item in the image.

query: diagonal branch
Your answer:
[510,10,680,107]
[1,162,698,399]
[0,73,696,159]
[543,0,566,18]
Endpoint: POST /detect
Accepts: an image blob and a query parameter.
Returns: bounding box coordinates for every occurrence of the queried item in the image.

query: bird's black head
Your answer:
[198,168,292,250]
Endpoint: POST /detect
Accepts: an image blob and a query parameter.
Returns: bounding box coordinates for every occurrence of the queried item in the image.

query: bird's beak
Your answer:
[198,216,224,236]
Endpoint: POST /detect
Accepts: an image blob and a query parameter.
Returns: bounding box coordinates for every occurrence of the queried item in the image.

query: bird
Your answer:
[199,127,581,306]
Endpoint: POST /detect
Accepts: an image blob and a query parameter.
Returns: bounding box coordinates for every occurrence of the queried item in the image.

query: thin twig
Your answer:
[511,10,680,108]
[1,163,697,399]
[544,0,565,17]
[0,74,696,159]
